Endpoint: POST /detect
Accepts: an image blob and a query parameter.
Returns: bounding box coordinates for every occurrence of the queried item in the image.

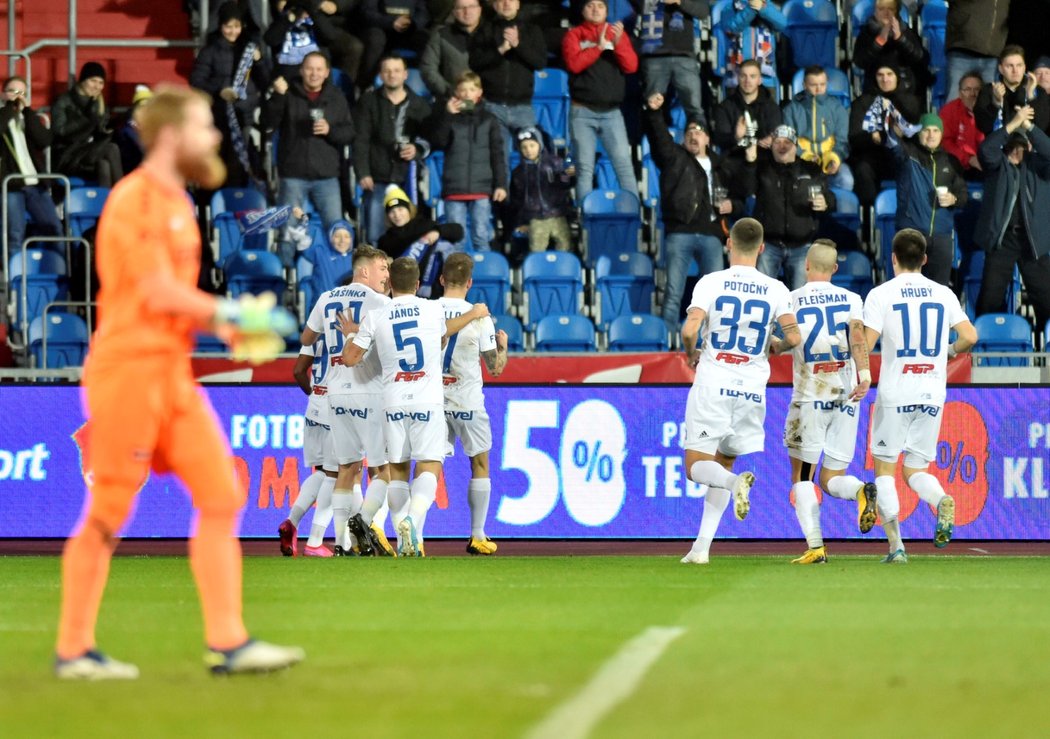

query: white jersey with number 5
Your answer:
[305,283,390,395]
[438,297,496,410]
[790,281,864,402]
[354,294,447,409]
[688,265,793,394]
[863,272,967,407]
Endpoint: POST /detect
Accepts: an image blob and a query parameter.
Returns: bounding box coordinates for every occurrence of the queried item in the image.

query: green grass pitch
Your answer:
[2,554,1048,738]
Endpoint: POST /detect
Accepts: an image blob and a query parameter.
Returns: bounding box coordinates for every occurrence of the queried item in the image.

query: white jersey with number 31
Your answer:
[306,283,390,394]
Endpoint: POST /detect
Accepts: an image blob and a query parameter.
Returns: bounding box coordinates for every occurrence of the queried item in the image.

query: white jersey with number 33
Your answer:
[354,294,447,409]
[689,265,793,394]
[863,272,967,407]
[438,297,496,410]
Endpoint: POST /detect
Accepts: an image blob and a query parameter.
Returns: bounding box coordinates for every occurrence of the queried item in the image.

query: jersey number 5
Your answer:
[393,320,424,371]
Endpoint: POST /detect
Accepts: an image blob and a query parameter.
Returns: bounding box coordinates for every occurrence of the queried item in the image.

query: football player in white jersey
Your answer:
[863,229,977,563]
[340,257,489,556]
[437,254,509,555]
[301,246,394,556]
[679,218,801,564]
[277,337,338,557]
[783,240,875,565]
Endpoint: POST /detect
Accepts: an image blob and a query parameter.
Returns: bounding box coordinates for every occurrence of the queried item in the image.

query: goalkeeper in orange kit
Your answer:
[55,85,303,679]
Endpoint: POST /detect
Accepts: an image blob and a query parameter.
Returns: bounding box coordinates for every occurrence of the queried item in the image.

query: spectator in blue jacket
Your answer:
[889,112,968,287]
[783,65,852,191]
[720,0,787,88]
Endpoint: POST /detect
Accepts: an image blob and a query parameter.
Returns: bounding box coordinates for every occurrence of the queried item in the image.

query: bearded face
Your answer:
[174,99,226,189]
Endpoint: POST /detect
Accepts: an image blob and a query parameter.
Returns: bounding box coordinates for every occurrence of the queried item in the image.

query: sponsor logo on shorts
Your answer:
[896,404,940,417]
[715,352,749,365]
[719,388,762,403]
[394,370,426,382]
[445,410,474,421]
[902,363,935,375]
[0,443,50,481]
[810,401,856,417]
[812,360,846,374]
[335,407,369,419]
[386,410,432,422]
[305,418,332,431]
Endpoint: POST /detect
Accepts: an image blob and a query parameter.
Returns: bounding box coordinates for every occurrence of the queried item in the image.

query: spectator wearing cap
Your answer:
[1,75,63,253]
[974,103,1050,328]
[420,0,483,103]
[853,0,930,99]
[1034,57,1050,97]
[783,65,853,191]
[939,71,985,181]
[644,92,741,332]
[631,0,709,128]
[974,45,1050,136]
[740,124,835,290]
[711,59,782,153]
[887,112,968,287]
[379,183,463,296]
[944,0,1010,103]
[509,127,575,253]
[50,61,124,186]
[720,0,787,89]
[563,0,639,201]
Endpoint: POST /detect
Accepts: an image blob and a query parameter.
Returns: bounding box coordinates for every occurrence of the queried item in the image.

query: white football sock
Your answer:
[689,460,736,490]
[826,474,863,500]
[387,481,411,526]
[908,471,946,508]
[408,472,438,538]
[331,490,354,550]
[359,478,389,525]
[691,486,731,556]
[468,478,492,539]
[792,481,823,549]
[289,471,324,527]
[875,475,903,552]
[306,475,335,547]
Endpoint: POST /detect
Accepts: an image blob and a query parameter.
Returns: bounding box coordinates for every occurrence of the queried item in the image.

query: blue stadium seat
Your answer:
[922,0,948,108]
[830,250,874,299]
[534,314,596,352]
[533,69,570,149]
[224,250,286,297]
[594,156,619,192]
[607,314,670,352]
[66,187,109,239]
[790,67,852,109]
[783,0,839,70]
[973,313,1032,366]
[330,68,356,99]
[962,252,1021,321]
[594,253,654,330]
[521,251,584,329]
[874,188,897,278]
[581,189,642,268]
[466,251,512,314]
[492,313,525,352]
[819,186,861,250]
[210,186,267,217]
[406,68,432,101]
[423,151,444,208]
[7,248,69,328]
[710,0,734,78]
[28,311,89,368]
[604,0,634,24]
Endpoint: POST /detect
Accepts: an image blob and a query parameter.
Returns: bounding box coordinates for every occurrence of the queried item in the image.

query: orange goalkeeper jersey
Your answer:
[87,168,202,365]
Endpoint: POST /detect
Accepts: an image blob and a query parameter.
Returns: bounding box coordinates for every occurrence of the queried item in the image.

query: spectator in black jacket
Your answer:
[509,127,574,252]
[1,75,62,253]
[631,0,708,127]
[711,59,782,153]
[743,124,834,289]
[264,1,363,89]
[469,0,547,157]
[360,0,429,89]
[645,92,739,332]
[51,62,124,187]
[974,105,1050,326]
[190,2,270,185]
[428,71,508,251]
[420,0,483,102]
[379,184,463,296]
[354,54,432,245]
[974,45,1050,136]
[852,0,930,99]
[261,51,354,267]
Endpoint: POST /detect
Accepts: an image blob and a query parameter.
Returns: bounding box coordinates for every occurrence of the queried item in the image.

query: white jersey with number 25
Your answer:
[789,281,864,402]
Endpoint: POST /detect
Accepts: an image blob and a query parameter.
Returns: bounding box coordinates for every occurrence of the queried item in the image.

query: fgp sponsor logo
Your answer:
[812,361,846,374]
[387,410,432,422]
[715,352,748,365]
[902,363,935,375]
[896,404,940,417]
[335,407,369,419]
[0,443,50,481]
[446,410,474,421]
[395,371,425,382]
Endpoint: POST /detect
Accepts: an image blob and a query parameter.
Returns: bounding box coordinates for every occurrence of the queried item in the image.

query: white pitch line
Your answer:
[969,547,990,555]
[524,626,686,739]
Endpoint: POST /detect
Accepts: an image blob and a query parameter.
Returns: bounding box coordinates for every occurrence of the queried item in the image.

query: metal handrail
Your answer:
[10,235,92,352]
[39,299,94,371]
[3,172,73,274]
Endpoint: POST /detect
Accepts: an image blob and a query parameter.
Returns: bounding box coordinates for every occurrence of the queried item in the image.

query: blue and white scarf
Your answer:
[861,95,921,145]
[228,41,263,187]
[277,17,319,67]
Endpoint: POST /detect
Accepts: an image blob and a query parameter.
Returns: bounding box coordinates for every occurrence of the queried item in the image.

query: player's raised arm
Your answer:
[848,318,872,401]
[681,307,705,368]
[948,319,978,357]
[445,303,491,337]
[292,345,314,396]
[769,312,801,355]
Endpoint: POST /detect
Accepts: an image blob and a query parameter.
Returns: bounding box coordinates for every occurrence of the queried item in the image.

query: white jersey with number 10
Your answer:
[688,265,793,394]
[354,294,447,409]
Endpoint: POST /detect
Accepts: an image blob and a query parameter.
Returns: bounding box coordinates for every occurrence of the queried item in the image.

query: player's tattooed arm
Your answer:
[769,313,801,355]
[482,330,509,376]
[847,318,871,402]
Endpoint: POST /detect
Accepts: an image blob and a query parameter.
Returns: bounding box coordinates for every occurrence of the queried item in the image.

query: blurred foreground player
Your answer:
[55,86,303,679]
[863,229,977,563]
[438,253,508,555]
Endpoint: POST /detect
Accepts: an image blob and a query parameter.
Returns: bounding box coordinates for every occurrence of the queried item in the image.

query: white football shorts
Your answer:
[683,384,766,457]
[783,399,861,469]
[384,404,447,463]
[329,393,388,467]
[303,419,338,473]
[444,407,493,458]
[870,402,943,465]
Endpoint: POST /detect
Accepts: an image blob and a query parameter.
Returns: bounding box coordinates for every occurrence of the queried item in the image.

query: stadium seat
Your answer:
[873,188,897,278]
[533,69,570,149]
[224,250,286,297]
[962,252,1022,321]
[973,313,1033,367]
[423,151,444,208]
[594,156,619,192]
[209,186,267,218]
[710,0,734,78]
[7,248,69,329]
[331,68,356,99]
[28,311,89,369]
[607,314,670,352]
[594,253,654,330]
[406,68,432,101]
[783,0,839,70]
[521,251,584,329]
[830,250,874,298]
[819,186,861,250]
[581,189,642,268]
[466,251,512,314]
[492,313,525,352]
[533,314,596,352]
[66,186,109,239]
[790,67,852,109]
[921,0,948,108]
